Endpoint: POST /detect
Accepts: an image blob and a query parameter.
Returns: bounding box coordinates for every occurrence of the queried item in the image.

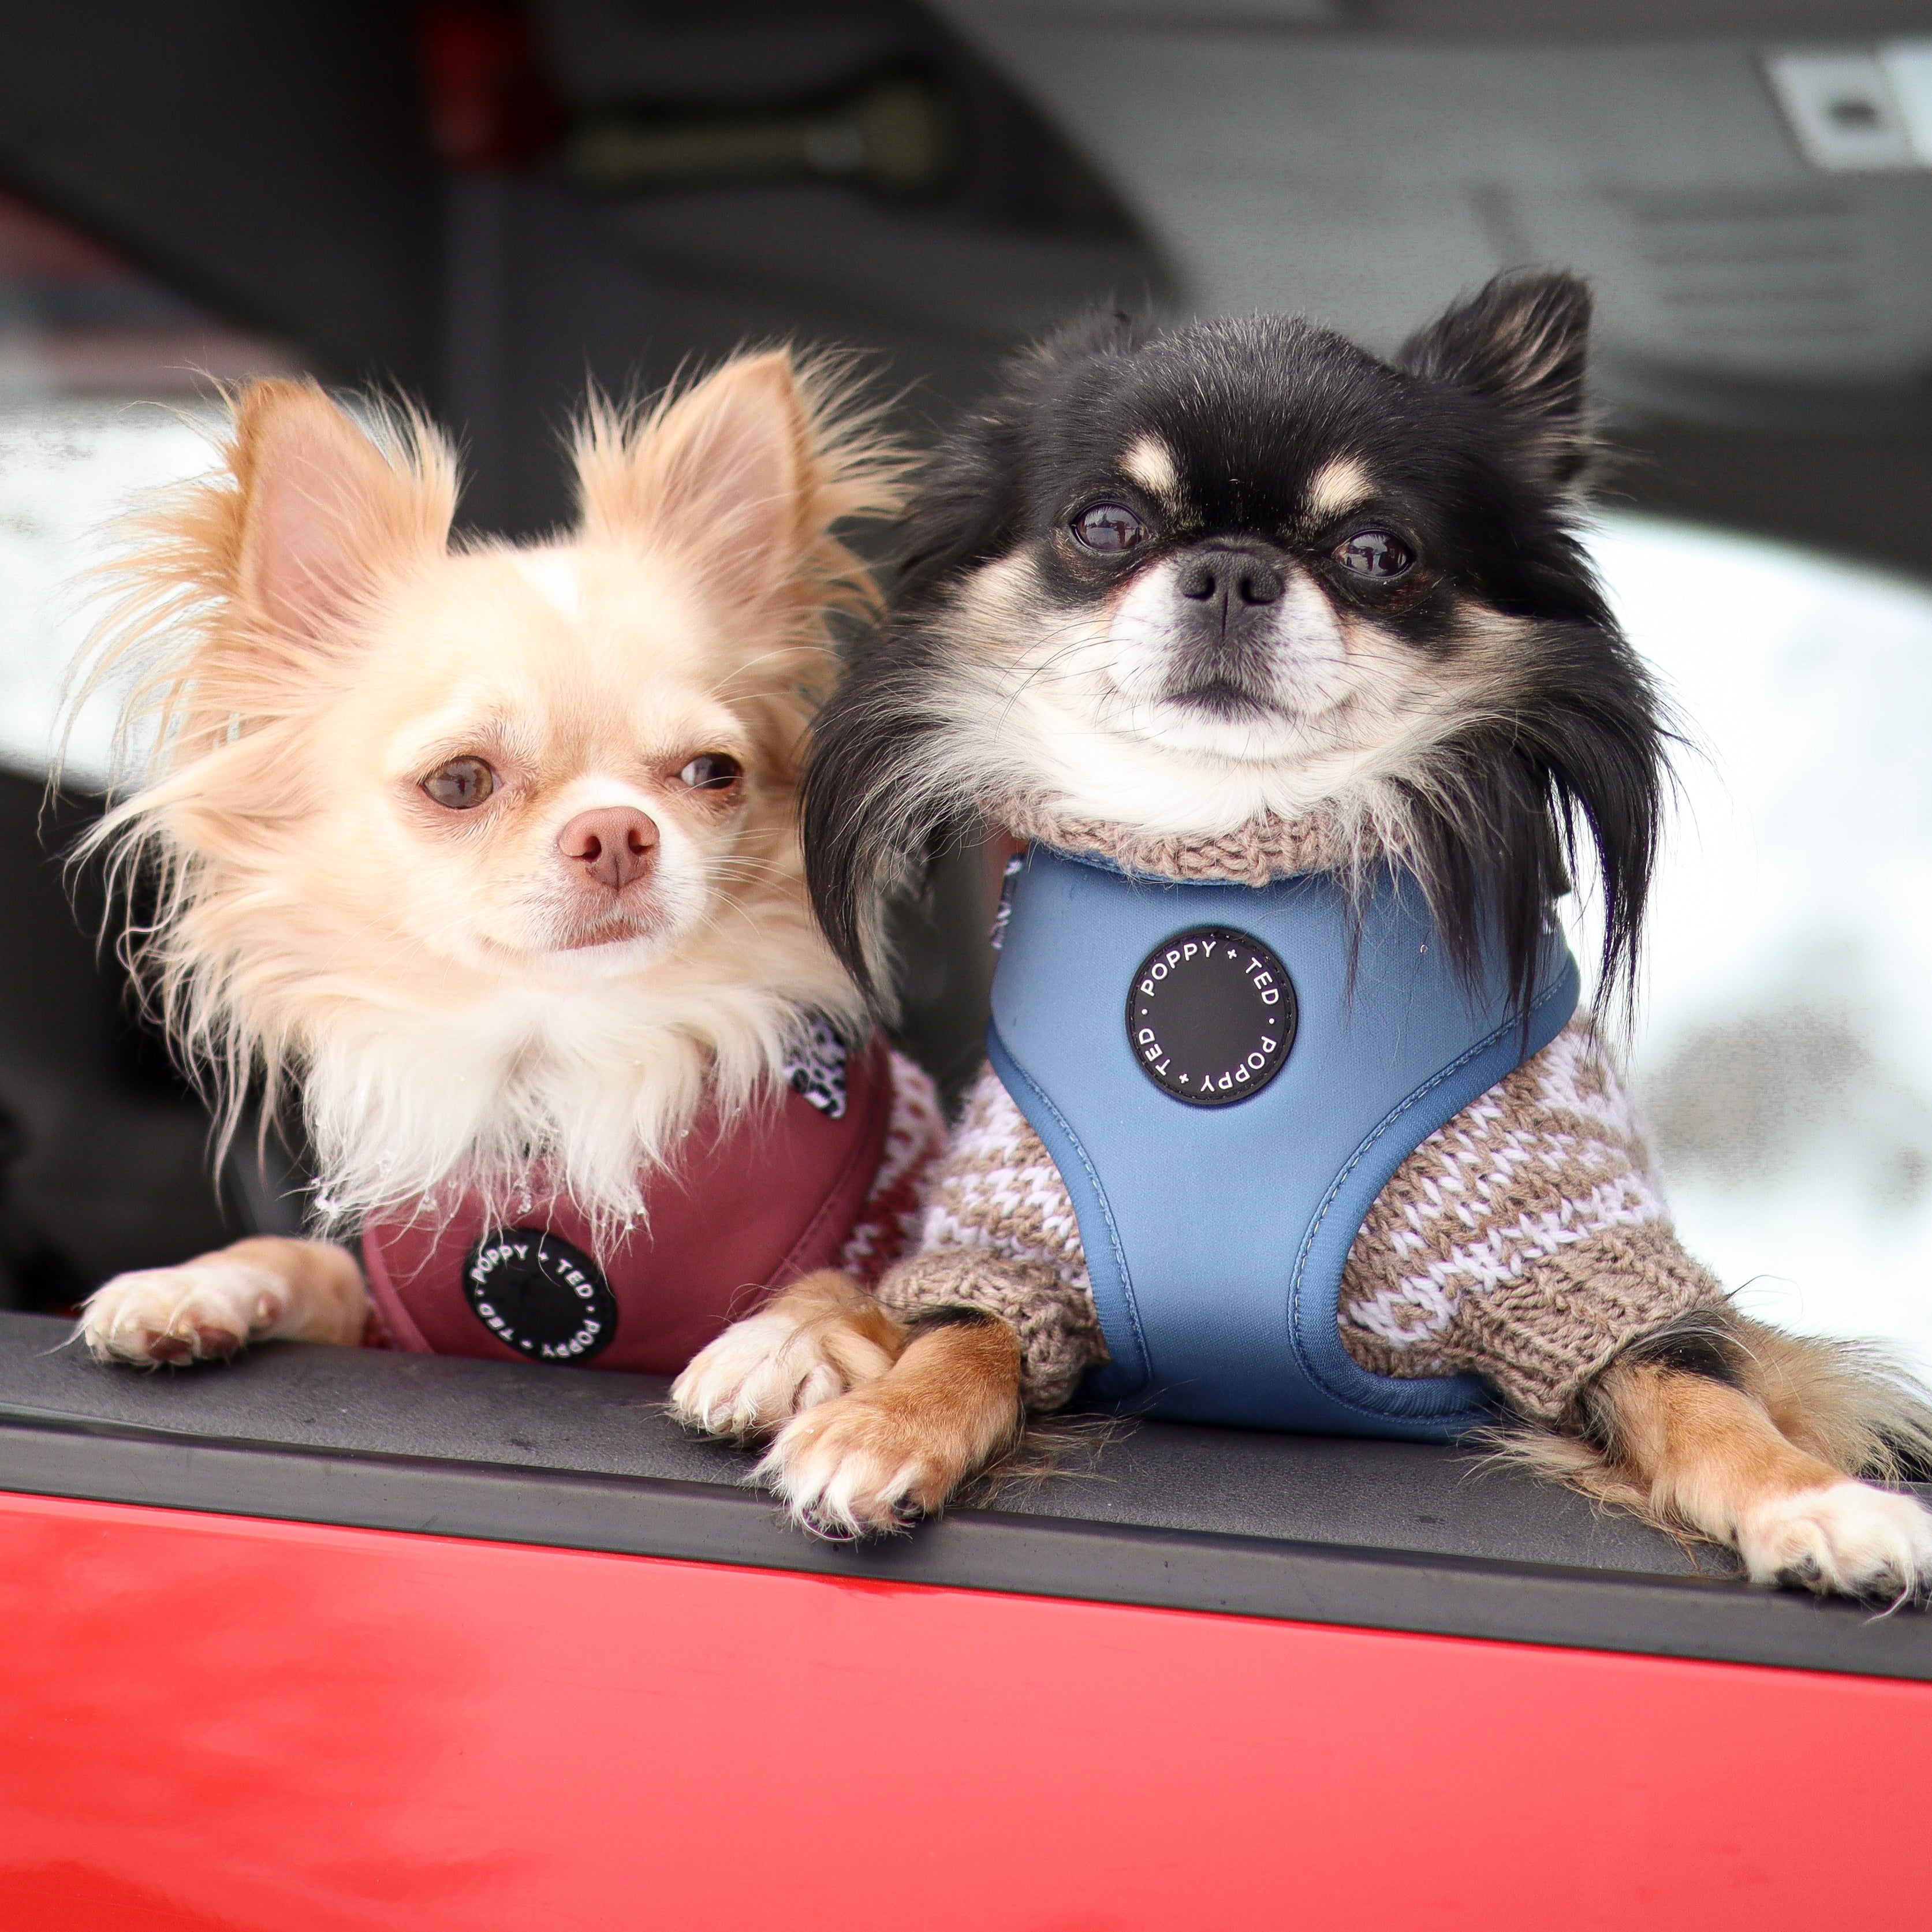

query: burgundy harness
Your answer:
[361,1036,893,1374]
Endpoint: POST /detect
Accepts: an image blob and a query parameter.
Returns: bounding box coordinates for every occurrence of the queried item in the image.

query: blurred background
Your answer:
[3,0,1932,1377]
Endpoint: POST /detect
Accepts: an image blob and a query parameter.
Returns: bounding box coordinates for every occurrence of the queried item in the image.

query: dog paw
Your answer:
[670,1305,864,1439]
[79,1259,287,1367]
[1737,1481,1932,1603]
[757,1390,957,1539]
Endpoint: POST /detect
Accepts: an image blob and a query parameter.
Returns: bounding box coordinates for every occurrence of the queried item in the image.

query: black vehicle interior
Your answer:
[3,0,1930,1662]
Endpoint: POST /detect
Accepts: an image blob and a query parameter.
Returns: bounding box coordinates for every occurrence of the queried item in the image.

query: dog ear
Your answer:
[1396,273,1592,483]
[234,381,453,644]
[577,351,881,605]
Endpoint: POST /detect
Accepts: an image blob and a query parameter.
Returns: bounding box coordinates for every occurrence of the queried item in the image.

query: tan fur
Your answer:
[1594,1361,1844,1543]
[731,1267,907,1396]
[1303,454,1371,520]
[76,353,907,1367]
[1730,1316,1932,1478]
[1491,1318,1932,1594]
[758,1317,1024,1536]
[779,1270,908,1385]
[223,1237,368,1341]
[666,1267,910,1442]
[80,1236,365,1364]
[1120,435,1181,506]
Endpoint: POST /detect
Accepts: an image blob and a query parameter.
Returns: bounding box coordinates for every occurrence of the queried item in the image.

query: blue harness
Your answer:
[986,845,1580,1439]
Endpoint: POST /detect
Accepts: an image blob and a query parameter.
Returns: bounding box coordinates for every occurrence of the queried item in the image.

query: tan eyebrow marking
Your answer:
[1120,435,1181,502]
[1306,456,1374,520]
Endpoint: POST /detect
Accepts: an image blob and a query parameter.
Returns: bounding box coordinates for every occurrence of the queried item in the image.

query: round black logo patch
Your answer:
[1126,927,1297,1107]
[461,1229,618,1363]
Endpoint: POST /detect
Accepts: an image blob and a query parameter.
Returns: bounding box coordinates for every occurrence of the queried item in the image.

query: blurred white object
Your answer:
[0,398,218,785]
[1762,50,1918,174]
[1591,516,1932,1378]
[1879,42,1932,169]
[1761,41,1932,176]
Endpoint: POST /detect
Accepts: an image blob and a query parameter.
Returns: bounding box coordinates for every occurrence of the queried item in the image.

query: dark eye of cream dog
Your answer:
[1333,531,1415,580]
[421,757,495,809]
[1071,503,1150,553]
[679,753,743,792]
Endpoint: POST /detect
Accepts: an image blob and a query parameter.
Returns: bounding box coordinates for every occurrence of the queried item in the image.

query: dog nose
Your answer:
[557,808,659,891]
[1177,549,1284,607]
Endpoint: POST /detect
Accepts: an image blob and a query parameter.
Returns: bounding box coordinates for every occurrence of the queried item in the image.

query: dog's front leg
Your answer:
[756,1307,1025,1538]
[79,1237,368,1366]
[1587,1355,1932,1602]
[670,1269,907,1440]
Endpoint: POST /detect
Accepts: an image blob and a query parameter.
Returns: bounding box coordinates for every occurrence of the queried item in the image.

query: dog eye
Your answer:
[679,753,743,792]
[421,758,495,810]
[1072,503,1150,553]
[1333,531,1415,579]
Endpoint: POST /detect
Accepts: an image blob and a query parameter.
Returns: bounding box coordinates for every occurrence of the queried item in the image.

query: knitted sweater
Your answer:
[874,811,1722,1423]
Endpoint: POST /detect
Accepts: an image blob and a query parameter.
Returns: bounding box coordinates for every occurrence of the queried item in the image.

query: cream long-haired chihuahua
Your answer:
[76,353,946,1417]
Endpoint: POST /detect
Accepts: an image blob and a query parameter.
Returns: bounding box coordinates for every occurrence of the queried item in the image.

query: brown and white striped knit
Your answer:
[834,1049,949,1286]
[876,811,1723,1422]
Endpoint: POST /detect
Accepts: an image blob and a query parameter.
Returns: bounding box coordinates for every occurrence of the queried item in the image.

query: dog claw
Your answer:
[796,1506,861,1544]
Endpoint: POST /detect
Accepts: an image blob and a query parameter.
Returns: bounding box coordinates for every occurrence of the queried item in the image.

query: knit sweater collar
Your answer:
[995,795,1344,887]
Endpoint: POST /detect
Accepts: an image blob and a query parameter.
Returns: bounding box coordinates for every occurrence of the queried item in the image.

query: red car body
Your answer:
[2,1310,1927,1931]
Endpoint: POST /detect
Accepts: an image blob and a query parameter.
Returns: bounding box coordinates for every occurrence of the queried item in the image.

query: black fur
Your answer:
[1618,1309,1747,1388]
[903,1303,1003,1335]
[1571,1309,1748,1456]
[804,273,1669,1019]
